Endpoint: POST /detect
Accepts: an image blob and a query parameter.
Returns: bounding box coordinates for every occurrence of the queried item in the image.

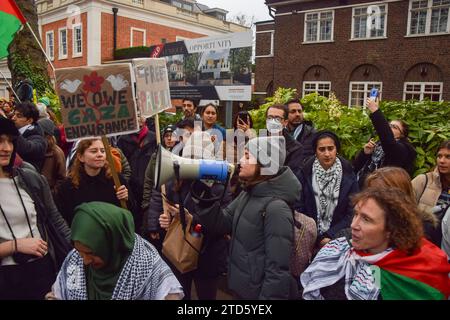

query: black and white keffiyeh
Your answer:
[312,157,343,235]
[301,237,390,300]
[53,235,184,300]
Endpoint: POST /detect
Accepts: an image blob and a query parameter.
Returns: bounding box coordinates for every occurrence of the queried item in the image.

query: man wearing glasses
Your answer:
[265,104,305,177]
[11,102,47,171]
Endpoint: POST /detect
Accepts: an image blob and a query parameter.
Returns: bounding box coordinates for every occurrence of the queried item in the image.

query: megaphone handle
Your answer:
[173,161,187,232]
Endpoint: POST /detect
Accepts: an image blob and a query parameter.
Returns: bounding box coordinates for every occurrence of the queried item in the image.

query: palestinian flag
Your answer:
[0,0,26,59]
[371,239,450,300]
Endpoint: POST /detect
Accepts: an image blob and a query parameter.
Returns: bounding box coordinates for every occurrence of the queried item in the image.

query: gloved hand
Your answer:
[190,180,225,208]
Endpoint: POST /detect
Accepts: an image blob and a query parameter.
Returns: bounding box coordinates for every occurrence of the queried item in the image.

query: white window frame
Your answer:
[72,24,83,58]
[58,27,68,59]
[303,81,332,97]
[349,82,383,107]
[403,82,443,101]
[255,30,274,58]
[407,0,450,36]
[351,4,388,40]
[303,10,334,43]
[130,27,146,47]
[45,31,54,61]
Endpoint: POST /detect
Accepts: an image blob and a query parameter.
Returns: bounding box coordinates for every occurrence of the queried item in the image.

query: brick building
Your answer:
[255,0,450,106]
[35,0,247,69]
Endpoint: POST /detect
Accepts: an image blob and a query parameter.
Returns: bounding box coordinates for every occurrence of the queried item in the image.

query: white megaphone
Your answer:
[154,145,235,189]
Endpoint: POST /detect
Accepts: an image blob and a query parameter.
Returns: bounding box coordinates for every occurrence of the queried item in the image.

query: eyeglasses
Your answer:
[267,115,284,121]
[182,103,193,107]
[389,123,401,131]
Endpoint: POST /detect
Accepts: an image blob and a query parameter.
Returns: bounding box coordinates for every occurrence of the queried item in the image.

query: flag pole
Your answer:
[25,22,56,78]
[0,67,21,103]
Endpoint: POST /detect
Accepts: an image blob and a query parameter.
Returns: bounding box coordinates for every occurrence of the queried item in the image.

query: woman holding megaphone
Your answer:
[190,136,301,300]
[155,132,233,300]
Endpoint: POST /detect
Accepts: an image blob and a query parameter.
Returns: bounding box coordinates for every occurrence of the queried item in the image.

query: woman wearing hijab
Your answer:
[51,201,183,300]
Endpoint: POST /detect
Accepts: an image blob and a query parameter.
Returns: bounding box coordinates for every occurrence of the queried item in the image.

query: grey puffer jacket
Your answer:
[197,166,301,299]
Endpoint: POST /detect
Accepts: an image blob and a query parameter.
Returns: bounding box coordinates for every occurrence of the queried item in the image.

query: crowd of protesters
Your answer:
[0,92,449,301]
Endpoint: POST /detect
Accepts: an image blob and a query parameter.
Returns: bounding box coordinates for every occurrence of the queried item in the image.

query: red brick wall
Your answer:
[41,12,88,68]
[101,13,207,62]
[255,0,450,102]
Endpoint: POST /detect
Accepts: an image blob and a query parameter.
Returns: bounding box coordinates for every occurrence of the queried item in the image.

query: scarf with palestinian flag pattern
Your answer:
[301,237,450,300]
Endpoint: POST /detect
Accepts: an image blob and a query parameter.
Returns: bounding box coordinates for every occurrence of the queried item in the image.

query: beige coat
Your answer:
[412,167,442,226]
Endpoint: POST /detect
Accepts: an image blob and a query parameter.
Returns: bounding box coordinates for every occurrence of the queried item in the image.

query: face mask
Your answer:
[266,119,283,134]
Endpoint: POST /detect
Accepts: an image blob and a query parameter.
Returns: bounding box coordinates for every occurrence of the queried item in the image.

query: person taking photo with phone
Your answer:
[353,95,416,188]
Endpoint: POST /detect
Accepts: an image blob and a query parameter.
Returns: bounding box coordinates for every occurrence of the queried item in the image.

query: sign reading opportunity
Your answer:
[56,64,138,141]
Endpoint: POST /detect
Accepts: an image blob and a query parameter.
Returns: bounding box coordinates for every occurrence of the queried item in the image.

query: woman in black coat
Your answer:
[54,138,132,227]
[353,97,416,188]
[295,131,359,248]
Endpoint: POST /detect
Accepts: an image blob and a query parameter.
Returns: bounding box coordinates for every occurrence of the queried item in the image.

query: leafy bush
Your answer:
[249,87,450,176]
[114,46,151,60]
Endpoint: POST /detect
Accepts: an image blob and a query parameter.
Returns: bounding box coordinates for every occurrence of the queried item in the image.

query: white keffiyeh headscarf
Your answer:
[312,157,343,235]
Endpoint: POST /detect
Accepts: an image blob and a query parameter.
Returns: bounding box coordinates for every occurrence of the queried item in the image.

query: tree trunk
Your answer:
[7,0,54,96]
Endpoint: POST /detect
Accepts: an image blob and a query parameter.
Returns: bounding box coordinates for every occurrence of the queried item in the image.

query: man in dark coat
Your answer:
[266,103,306,178]
[11,102,47,171]
[117,116,157,231]
[286,98,316,160]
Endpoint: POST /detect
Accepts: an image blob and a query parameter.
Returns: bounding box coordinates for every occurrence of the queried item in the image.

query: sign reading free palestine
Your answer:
[55,64,138,141]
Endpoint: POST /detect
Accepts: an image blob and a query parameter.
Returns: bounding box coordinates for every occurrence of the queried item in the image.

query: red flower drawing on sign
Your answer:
[83,72,104,93]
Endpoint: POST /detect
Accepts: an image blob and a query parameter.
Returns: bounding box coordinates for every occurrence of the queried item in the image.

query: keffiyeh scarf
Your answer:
[301,238,450,300]
[53,235,184,300]
[312,157,343,234]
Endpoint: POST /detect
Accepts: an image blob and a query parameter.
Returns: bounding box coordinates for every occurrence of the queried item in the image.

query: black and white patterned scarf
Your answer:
[312,157,343,235]
[53,235,183,300]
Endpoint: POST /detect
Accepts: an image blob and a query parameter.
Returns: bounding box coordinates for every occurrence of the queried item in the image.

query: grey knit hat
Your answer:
[246,136,286,175]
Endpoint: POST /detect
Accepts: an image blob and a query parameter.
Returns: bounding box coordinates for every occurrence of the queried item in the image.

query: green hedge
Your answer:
[249,88,450,177]
[114,46,151,60]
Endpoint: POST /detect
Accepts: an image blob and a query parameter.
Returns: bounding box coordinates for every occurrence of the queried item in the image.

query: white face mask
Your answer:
[266,118,283,134]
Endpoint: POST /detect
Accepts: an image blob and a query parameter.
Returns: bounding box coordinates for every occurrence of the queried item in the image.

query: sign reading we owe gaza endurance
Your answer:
[55,64,138,141]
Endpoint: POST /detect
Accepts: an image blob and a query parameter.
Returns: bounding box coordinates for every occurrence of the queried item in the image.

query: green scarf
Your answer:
[71,201,135,300]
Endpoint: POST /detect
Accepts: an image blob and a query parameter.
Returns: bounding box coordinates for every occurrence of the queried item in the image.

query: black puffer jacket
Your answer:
[353,109,417,187]
[196,167,301,299]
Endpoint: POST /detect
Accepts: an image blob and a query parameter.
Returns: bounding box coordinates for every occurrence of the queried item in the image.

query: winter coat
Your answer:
[283,129,306,178]
[295,156,359,241]
[16,124,47,171]
[40,143,66,193]
[54,169,132,227]
[353,109,417,187]
[15,166,72,270]
[197,166,301,299]
[293,122,316,160]
[117,130,157,208]
[412,168,446,245]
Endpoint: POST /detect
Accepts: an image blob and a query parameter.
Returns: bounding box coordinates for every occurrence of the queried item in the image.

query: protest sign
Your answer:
[133,58,171,117]
[55,63,138,141]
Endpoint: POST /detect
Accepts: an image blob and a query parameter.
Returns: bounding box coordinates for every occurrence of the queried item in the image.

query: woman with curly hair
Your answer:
[301,188,450,300]
[365,167,440,245]
[54,138,131,227]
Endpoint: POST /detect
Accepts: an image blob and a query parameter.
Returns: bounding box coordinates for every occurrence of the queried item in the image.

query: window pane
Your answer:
[320,19,332,40]
[306,21,318,41]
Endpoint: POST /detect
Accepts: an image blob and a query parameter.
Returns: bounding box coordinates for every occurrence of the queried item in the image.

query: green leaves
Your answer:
[249,88,450,177]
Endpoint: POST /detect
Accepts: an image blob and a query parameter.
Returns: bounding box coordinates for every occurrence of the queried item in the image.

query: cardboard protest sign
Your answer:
[133,58,171,117]
[55,64,138,141]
